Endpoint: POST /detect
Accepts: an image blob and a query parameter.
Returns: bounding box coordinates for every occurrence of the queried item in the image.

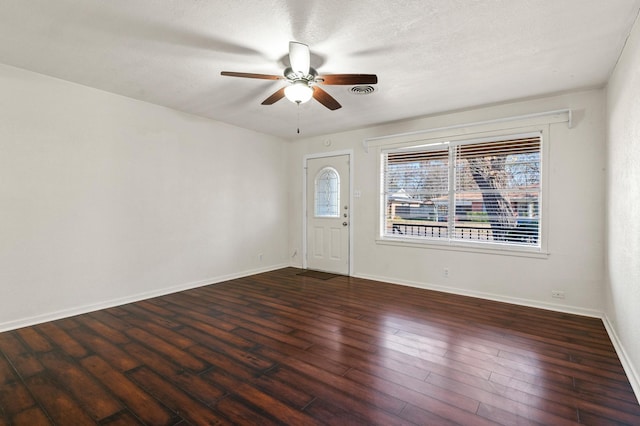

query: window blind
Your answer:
[382,134,542,248]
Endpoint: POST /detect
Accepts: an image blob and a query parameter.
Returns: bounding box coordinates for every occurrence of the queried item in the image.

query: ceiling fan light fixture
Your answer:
[284,81,313,104]
[221,41,377,111]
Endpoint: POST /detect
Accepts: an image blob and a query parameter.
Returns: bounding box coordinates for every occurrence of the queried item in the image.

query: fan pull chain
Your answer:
[296,101,301,134]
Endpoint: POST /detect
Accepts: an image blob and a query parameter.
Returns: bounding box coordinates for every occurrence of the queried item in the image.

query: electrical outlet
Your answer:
[551,290,565,299]
[443,268,449,278]
[258,253,263,262]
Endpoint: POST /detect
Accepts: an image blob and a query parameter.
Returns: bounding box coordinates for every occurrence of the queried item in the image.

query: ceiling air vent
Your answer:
[350,85,376,95]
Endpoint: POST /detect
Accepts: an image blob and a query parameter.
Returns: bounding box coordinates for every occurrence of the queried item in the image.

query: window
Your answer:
[315,167,340,217]
[381,133,542,250]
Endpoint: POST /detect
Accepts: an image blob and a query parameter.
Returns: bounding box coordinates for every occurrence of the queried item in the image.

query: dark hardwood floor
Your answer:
[1,268,639,425]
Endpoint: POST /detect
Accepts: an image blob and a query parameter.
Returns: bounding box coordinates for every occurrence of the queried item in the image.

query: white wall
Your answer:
[289,89,607,316]
[0,63,289,330]
[605,15,640,398]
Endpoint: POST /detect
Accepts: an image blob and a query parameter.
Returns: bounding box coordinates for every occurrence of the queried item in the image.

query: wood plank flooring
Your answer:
[1,267,639,425]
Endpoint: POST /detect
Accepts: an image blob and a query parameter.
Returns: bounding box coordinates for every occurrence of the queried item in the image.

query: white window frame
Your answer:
[375,123,552,258]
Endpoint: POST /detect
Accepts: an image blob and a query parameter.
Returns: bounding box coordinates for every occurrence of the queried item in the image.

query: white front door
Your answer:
[306,154,350,275]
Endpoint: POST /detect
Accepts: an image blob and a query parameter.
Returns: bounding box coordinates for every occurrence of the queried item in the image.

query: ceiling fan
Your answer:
[221,41,378,110]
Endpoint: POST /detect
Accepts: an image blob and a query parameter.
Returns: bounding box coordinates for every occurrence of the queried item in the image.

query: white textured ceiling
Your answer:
[0,1,638,139]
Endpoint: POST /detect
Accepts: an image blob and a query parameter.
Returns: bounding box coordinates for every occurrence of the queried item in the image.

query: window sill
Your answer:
[376,236,550,259]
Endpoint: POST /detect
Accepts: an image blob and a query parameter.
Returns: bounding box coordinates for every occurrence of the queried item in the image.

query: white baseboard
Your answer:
[0,263,288,333]
[353,272,603,318]
[602,314,640,404]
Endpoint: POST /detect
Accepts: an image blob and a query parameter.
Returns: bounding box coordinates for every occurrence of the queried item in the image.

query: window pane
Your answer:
[315,167,340,217]
[454,137,540,245]
[384,149,449,238]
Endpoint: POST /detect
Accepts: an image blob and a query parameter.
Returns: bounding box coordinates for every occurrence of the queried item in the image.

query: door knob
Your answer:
[342,222,348,226]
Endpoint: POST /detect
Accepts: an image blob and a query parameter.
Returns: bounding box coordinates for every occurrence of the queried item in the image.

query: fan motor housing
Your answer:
[284,67,318,83]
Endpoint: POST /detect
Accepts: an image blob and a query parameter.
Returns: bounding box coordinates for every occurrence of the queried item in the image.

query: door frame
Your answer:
[302,149,354,275]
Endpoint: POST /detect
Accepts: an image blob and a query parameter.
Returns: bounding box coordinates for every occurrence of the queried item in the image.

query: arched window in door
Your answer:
[315,167,340,217]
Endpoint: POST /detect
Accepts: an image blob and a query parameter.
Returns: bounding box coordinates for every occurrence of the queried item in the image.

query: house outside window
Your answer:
[381,132,542,250]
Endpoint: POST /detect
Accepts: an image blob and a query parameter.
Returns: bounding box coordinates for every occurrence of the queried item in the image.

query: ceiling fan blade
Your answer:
[261,87,286,105]
[319,74,378,85]
[312,87,342,110]
[289,41,310,76]
[221,71,282,80]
